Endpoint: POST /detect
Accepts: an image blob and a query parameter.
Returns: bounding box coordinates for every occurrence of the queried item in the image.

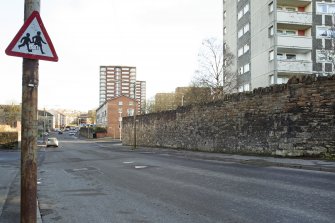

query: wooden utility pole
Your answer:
[21,1,40,222]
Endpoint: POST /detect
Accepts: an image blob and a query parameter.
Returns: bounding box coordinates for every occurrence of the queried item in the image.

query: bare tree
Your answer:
[192,38,236,100]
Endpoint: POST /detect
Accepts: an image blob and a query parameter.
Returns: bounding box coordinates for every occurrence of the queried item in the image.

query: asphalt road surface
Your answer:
[36,133,335,223]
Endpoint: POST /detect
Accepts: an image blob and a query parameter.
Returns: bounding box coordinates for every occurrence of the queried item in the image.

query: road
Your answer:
[1,133,334,223]
[33,132,335,223]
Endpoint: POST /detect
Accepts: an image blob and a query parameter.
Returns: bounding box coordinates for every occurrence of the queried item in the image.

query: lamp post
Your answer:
[118,111,122,140]
[132,82,137,149]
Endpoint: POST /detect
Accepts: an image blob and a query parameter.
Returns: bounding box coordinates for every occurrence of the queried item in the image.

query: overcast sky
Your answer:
[0,0,222,111]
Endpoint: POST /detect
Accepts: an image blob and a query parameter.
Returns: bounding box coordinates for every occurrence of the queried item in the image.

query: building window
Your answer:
[244,4,249,14]
[277,29,297,36]
[239,63,250,74]
[269,26,274,36]
[269,2,274,13]
[238,47,244,57]
[269,50,274,61]
[243,44,249,53]
[238,3,249,20]
[224,27,227,34]
[127,109,134,116]
[244,63,250,73]
[277,53,284,60]
[238,23,250,39]
[238,44,250,57]
[286,54,296,60]
[118,101,123,106]
[238,10,243,20]
[316,26,335,38]
[317,3,330,13]
[244,23,249,33]
[238,29,244,38]
[270,75,289,85]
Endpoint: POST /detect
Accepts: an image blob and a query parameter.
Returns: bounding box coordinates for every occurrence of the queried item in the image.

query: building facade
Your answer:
[99,66,146,113]
[37,110,54,133]
[223,0,334,92]
[96,96,137,139]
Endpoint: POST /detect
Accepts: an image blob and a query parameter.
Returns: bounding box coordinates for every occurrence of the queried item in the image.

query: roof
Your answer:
[96,95,136,111]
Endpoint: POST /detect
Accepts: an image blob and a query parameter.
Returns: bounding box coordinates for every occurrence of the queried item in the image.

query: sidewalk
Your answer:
[0,156,42,223]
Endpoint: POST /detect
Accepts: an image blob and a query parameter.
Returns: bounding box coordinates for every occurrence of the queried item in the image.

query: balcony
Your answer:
[277,0,311,8]
[277,11,312,29]
[277,59,312,75]
[277,35,312,53]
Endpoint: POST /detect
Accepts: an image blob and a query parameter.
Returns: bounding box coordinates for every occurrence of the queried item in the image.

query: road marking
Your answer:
[135,166,148,169]
[123,161,134,164]
[72,168,88,171]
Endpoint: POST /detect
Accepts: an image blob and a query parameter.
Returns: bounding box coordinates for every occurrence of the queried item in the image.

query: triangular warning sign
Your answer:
[5,11,58,62]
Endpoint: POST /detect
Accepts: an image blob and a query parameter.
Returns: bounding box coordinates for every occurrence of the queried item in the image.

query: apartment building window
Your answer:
[269,2,274,13]
[244,4,249,14]
[316,50,331,61]
[316,27,335,38]
[238,48,244,57]
[238,23,250,38]
[269,50,274,61]
[238,10,243,20]
[238,44,249,57]
[277,53,296,60]
[244,44,249,53]
[270,76,289,85]
[239,63,250,74]
[317,3,335,14]
[238,4,249,20]
[244,23,249,33]
[238,29,243,38]
[286,54,296,60]
[277,29,297,35]
[238,83,250,92]
[224,27,227,34]
[244,63,250,73]
[269,26,274,36]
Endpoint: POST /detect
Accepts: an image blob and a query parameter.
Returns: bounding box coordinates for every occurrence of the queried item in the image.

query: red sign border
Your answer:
[5,11,58,62]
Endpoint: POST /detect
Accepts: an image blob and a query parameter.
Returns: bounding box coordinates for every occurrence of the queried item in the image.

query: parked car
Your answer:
[46,137,59,147]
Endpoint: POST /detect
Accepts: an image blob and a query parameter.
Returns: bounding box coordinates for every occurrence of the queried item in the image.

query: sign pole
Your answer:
[21,1,40,223]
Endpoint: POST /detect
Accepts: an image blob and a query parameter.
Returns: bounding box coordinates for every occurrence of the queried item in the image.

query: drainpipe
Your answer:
[273,0,278,84]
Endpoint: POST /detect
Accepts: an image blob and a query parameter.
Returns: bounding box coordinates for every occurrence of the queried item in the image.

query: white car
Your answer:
[46,137,59,147]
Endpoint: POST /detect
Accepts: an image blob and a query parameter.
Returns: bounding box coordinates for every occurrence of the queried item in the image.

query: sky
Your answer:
[0,0,222,111]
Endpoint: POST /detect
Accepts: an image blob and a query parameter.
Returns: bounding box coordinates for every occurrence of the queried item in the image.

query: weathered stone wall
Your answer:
[0,132,18,149]
[122,75,335,157]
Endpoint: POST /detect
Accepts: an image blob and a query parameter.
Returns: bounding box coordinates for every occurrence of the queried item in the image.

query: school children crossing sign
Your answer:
[5,11,58,62]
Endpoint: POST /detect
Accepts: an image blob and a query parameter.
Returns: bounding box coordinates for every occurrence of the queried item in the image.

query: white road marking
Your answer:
[72,168,88,171]
[135,166,148,169]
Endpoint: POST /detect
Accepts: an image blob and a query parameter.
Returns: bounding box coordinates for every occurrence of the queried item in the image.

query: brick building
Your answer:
[96,96,137,139]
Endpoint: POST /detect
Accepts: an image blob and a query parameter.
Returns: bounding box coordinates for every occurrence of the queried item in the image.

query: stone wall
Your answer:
[122,75,335,157]
[0,132,18,149]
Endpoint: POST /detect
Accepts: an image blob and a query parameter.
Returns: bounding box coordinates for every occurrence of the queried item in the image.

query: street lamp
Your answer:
[132,82,137,149]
